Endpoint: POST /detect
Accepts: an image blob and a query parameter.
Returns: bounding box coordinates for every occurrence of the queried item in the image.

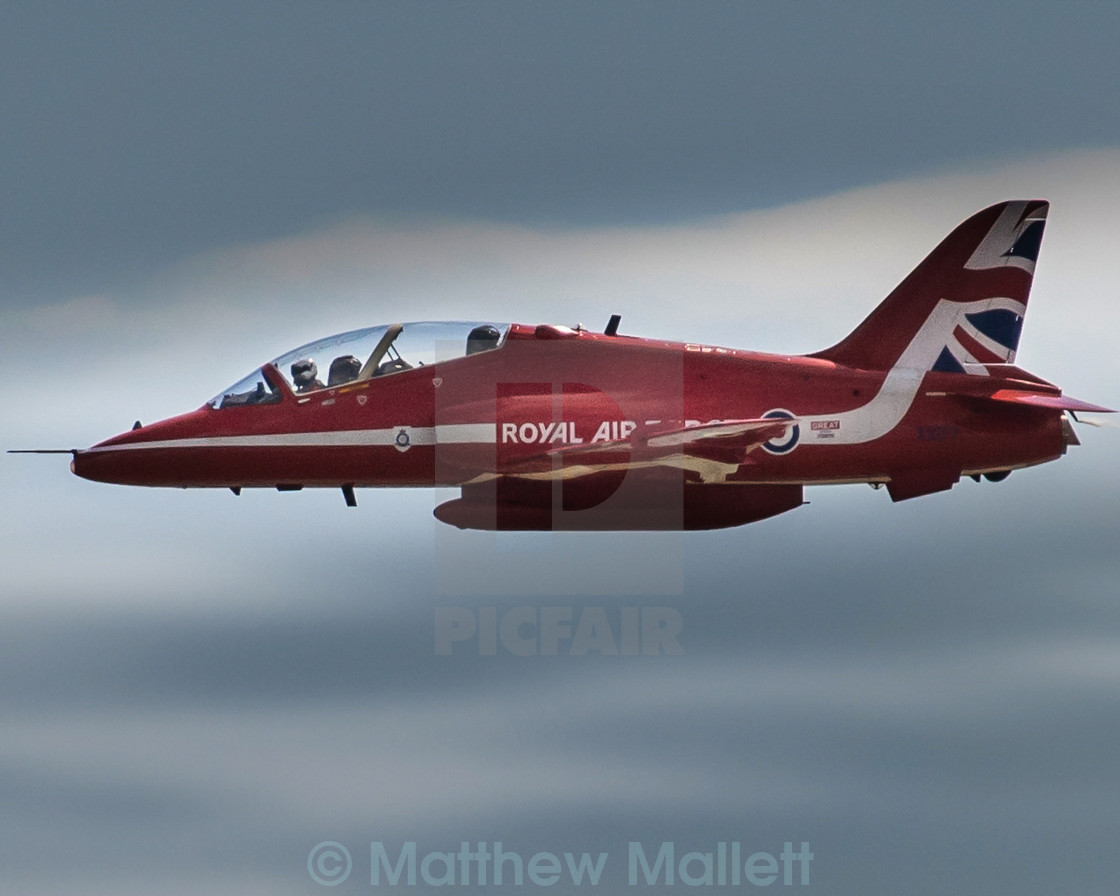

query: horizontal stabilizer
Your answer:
[980,390,1114,413]
[932,368,1114,414]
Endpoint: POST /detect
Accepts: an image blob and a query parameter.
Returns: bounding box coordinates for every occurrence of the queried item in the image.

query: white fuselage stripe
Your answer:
[86,423,495,453]
[798,297,1026,445]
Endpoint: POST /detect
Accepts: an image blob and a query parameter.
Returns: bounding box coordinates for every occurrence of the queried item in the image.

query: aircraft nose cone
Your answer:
[71,426,155,485]
[72,403,232,487]
[69,447,123,484]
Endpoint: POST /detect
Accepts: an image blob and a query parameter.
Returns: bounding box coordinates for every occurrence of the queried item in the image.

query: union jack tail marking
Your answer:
[812,200,1047,375]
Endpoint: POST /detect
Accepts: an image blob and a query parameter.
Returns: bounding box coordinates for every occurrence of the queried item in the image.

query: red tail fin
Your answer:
[811,201,1049,373]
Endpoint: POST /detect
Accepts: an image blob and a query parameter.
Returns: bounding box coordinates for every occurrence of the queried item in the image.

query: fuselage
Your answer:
[72,321,1068,493]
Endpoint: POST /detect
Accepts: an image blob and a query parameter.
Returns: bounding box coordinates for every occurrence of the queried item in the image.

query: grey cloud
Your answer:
[5,615,1120,893]
[7,3,1120,303]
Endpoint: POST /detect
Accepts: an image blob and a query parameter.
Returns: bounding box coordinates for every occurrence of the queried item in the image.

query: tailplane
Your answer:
[811,201,1049,374]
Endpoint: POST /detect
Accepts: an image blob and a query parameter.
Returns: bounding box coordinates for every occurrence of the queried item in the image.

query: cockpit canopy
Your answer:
[209,321,509,409]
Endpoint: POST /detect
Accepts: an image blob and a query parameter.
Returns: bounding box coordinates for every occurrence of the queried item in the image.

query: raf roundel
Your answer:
[760,409,799,455]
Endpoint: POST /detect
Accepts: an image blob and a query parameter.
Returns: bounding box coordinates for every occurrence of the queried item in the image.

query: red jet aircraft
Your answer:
[26,200,1113,529]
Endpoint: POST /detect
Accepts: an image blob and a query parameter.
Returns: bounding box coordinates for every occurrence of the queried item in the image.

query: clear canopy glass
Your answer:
[209,321,509,409]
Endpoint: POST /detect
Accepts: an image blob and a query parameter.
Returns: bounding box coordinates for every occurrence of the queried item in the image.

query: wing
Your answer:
[435,417,803,530]
[502,416,797,482]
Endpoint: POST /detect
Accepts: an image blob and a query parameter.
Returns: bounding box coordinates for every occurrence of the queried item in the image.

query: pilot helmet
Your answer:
[466,325,501,355]
[291,358,318,387]
[328,354,362,386]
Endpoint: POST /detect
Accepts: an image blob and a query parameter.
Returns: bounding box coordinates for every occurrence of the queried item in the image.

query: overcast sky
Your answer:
[3,4,1120,894]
